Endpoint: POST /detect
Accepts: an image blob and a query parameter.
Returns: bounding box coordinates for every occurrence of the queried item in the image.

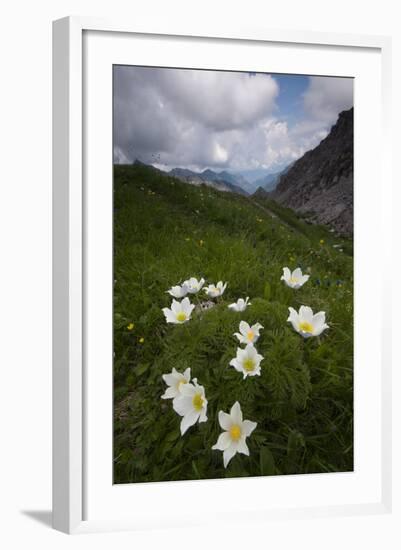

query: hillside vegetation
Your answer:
[113,163,353,483]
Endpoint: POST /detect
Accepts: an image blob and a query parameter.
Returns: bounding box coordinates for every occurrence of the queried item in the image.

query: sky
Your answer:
[113,66,353,175]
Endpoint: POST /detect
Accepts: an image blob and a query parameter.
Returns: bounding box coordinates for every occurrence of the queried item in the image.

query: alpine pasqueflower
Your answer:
[281,267,310,289]
[204,281,227,298]
[162,297,195,324]
[287,305,329,338]
[228,297,251,312]
[212,401,257,468]
[161,367,191,399]
[166,284,188,299]
[229,343,264,379]
[183,277,205,294]
[233,321,263,345]
[173,378,208,435]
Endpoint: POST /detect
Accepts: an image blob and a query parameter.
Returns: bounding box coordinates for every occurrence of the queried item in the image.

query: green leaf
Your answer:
[263,282,271,301]
[287,430,305,454]
[260,446,275,476]
[136,363,149,376]
[192,461,201,479]
[165,429,180,443]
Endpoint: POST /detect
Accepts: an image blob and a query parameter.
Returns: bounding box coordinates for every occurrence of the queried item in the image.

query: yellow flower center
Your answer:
[243,358,255,372]
[289,277,299,284]
[176,312,187,322]
[178,379,187,389]
[299,321,313,333]
[192,393,204,411]
[229,424,242,441]
[247,330,254,341]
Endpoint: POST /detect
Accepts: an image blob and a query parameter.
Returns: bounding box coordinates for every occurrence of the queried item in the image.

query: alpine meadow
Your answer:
[113,66,354,483]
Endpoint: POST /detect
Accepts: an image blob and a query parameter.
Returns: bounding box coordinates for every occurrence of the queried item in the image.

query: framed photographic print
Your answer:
[52,17,392,534]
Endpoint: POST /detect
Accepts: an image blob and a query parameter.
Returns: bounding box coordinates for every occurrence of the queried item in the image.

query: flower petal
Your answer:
[223,443,238,468]
[173,394,193,416]
[199,409,208,423]
[242,419,257,436]
[245,343,257,358]
[218,410,233,431]
[239,320,250,335]
[212,432,232,451]
[312,311,326,329]
[180,411,199,435]
[162,373,176,385]
[287,307,298,322]
[229,358,242,372]
[161,387,177,399]
[162,308,177,323]
[179,383,196,397]
[237,438,249,456]
[230,401,243,424]
[313,323,329,336]
[233,334,246,344]
[292,267,302,279]
[299,305,313,322]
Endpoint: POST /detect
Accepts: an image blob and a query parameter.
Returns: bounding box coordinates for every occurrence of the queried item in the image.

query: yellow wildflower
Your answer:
[139,337,145,344]
[127,323,134,331]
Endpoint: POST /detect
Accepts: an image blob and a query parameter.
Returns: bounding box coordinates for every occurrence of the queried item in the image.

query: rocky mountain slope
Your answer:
[270,108,353,235]
[254,162,294,193]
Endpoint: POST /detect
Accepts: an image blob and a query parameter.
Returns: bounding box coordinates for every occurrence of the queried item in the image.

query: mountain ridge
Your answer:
[168,166,249,196]
[269,108,354,235]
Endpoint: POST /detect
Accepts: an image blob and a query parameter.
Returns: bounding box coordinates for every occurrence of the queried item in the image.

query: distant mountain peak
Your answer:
[167,167,249,196]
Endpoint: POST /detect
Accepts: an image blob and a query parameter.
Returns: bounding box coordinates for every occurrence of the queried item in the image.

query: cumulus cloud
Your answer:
[113,66,353,173]
[302,76,353,124]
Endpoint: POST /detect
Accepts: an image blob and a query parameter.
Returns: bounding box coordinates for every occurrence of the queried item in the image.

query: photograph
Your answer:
[112,65,354,483]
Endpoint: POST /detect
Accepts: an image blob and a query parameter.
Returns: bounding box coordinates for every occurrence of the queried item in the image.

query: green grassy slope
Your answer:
[113,164,353,483]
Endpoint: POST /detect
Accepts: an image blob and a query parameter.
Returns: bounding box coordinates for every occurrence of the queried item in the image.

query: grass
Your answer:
[113,163,353,483]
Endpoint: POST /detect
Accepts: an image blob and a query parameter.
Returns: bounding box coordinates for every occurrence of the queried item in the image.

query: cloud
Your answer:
[113,66,353,172]
[302,76,353,124]
[158,69,279,132]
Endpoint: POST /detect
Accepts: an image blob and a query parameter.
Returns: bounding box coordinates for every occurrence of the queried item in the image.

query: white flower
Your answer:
[228,297,251,312]
[212,401,257,468]
[166,283,189,299]
[233,321,263,345]
[287,305,329,338]
[173,378,208,435]
[183,277,205,294]
[204,281,227,298]
[229,343,264,379]
[161,367,191,399]
[281,267,310,289]
[162,297,195,324]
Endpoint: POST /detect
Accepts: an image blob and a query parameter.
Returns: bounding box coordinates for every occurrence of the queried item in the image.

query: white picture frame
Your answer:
[52,16,392,534]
